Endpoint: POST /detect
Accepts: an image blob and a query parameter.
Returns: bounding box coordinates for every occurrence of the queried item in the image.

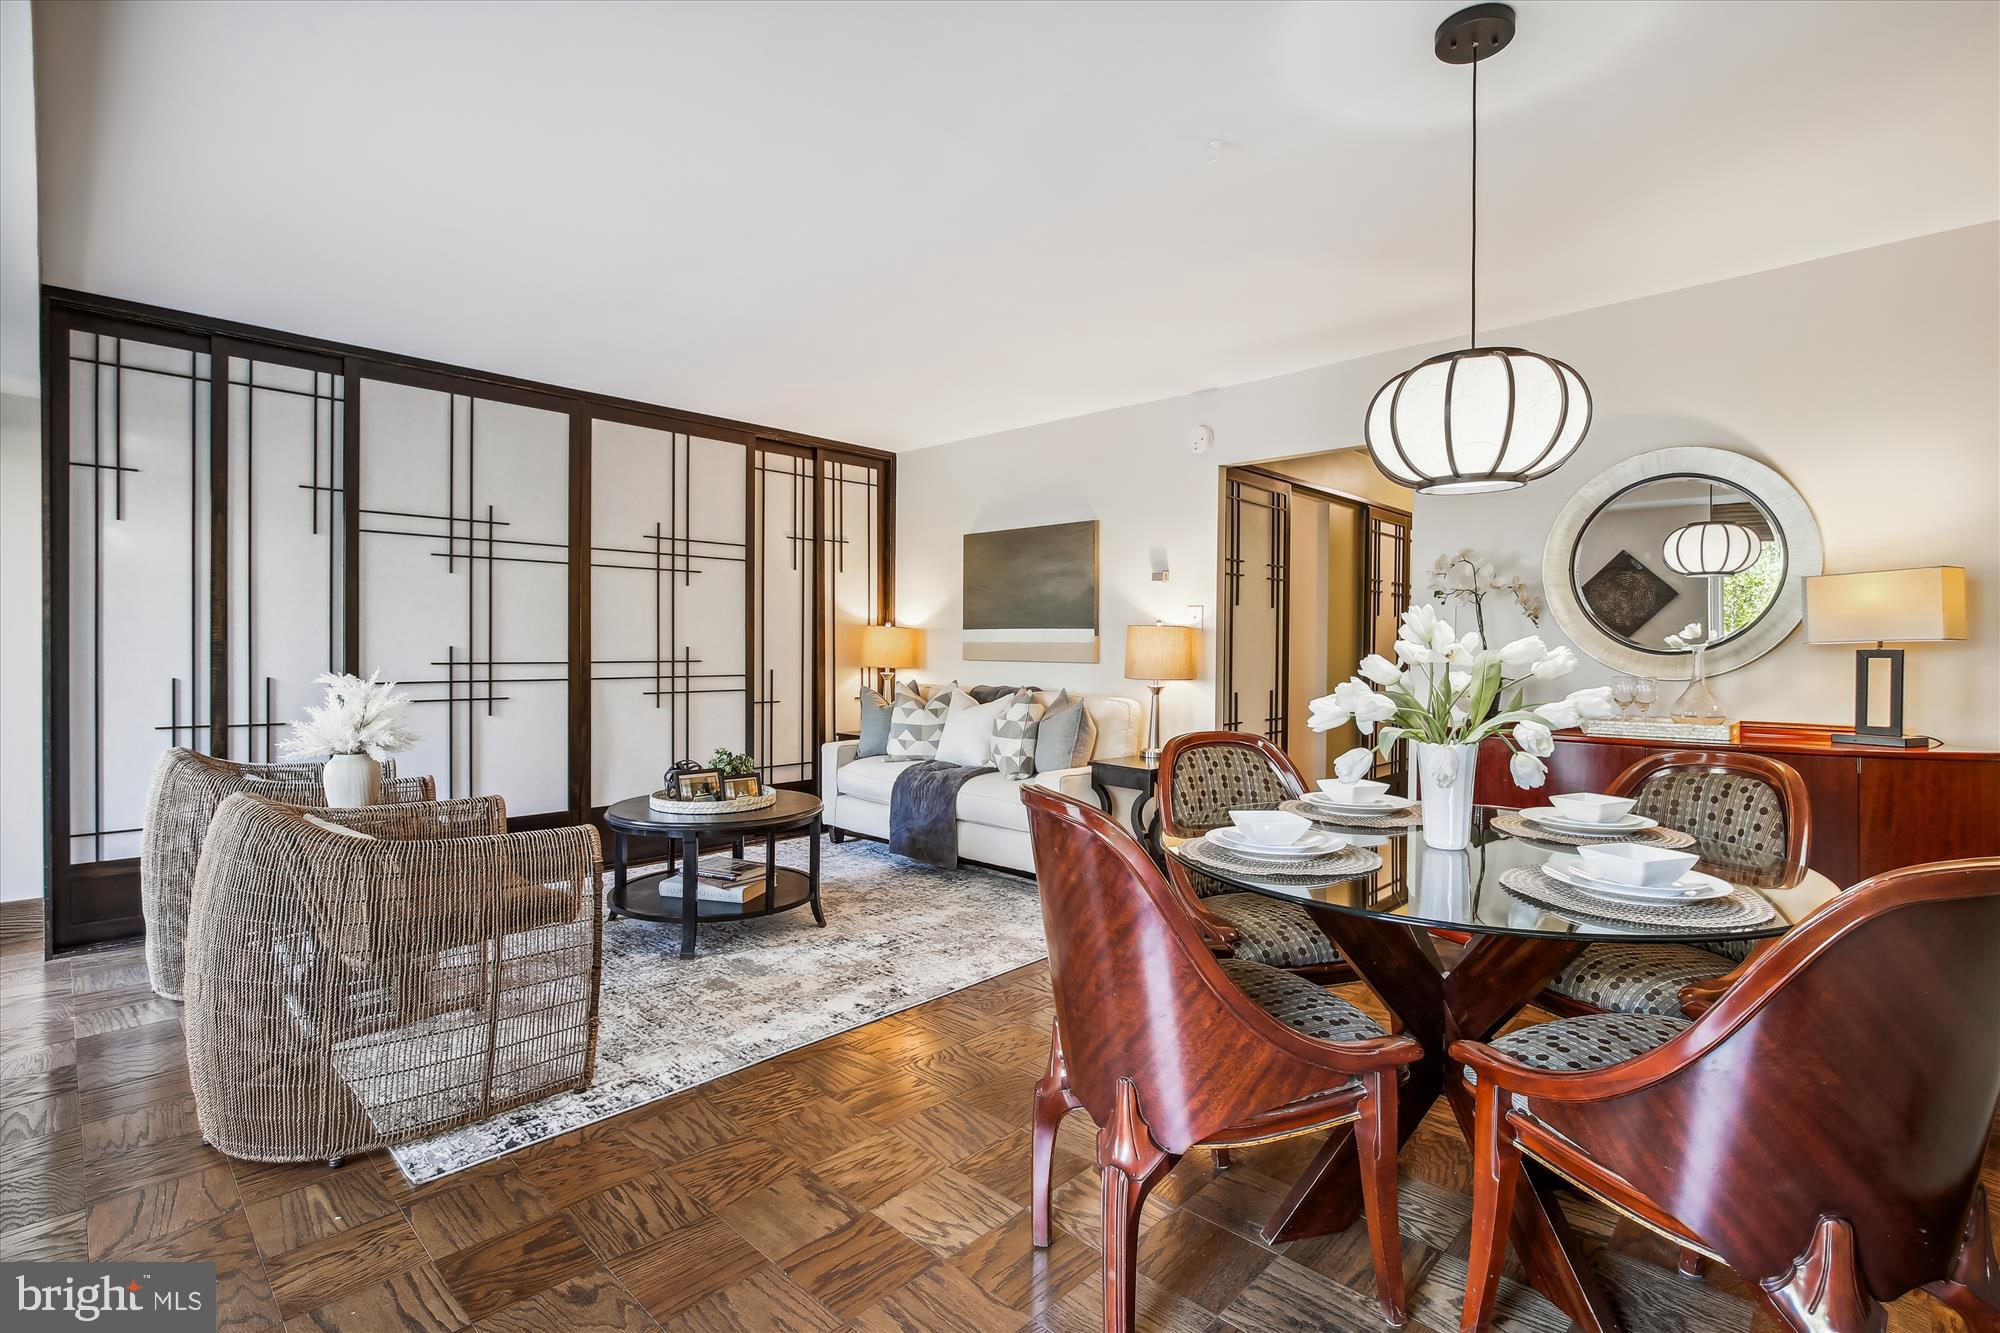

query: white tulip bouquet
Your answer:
[278,671,418,763]
[1307,604,1616,791]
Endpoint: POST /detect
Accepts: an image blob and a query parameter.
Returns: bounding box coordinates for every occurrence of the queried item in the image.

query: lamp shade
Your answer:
[1365,347,1591,495]
[857,623,923,669]
[1124,624,1197,681]
[1662,521,1761,576]
[1805,567,1968,644]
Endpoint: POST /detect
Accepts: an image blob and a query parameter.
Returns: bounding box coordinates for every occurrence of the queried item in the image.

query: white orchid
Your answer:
[1510,751,1549,789]
[1664,622,1713,652]
[278,671,417,763]
[1428,550,1543,631]
[1334,747,1374,783]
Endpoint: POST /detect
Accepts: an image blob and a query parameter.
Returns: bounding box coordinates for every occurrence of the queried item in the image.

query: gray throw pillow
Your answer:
[1034,690,1098,772]
[885,680,950,762]
[966,684,1037,704]
[857,688,893,758]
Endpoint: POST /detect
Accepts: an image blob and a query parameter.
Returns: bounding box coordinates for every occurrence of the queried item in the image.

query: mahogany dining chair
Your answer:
[1455,856,2000,1333]
[1154,730,1352,979]
[1539,749,1811,1020]
[1022,782,1423,1329]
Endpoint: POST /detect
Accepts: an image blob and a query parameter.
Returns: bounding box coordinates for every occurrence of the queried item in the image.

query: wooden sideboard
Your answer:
[1475,721,2000,888]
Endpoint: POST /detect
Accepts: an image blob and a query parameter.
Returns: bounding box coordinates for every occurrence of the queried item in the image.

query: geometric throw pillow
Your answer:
[885,680,950,762]
[991,688,1044,779]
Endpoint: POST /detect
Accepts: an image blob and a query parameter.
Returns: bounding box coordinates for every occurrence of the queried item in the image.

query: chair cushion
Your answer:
[955,771,1031,832]
[1632,768,1789,867]
[1218,958,1383,1043]
[1166,744,1288,833]
[1206,893,1340,969]
[1466,1012,1690,1084]
[1546,942,1734,1017]
[835,754,904,805]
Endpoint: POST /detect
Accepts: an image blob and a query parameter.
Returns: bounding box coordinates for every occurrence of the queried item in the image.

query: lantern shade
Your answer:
[1365,346,1590,494]
[1662,522,1761,576]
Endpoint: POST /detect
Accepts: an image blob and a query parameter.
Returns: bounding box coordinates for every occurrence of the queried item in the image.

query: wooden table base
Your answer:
[1262,910,1623,1332]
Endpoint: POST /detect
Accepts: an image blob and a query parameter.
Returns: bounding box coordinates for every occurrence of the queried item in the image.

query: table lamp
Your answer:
[1805,566,1966,747]
[1125,623,1198,760]
[857,623,922,699]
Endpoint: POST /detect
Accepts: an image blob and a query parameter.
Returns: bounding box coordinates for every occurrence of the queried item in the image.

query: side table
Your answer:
[1089,752,1163,862]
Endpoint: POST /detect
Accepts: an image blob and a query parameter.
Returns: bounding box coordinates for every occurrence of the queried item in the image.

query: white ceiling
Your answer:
[26,0,1999,449]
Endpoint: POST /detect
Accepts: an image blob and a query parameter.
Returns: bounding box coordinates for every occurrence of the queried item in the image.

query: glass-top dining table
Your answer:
[1166,806,1840,1333]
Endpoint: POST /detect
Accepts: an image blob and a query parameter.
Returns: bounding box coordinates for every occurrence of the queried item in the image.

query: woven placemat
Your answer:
[1499,865,1776,931]
[1280,799,1423,831]
[1489,812,1695,850]
[1174,838,1382,885]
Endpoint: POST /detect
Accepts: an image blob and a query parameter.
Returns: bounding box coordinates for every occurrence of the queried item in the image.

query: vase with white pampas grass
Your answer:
[278,671,418,808]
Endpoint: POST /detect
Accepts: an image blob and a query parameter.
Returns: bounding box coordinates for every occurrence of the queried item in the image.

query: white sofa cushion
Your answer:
[834,753,903,805]
[955,770,1033,832]
[936,687,1012,767]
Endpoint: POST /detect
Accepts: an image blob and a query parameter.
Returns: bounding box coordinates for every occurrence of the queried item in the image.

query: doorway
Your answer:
[1216,451,1411,785]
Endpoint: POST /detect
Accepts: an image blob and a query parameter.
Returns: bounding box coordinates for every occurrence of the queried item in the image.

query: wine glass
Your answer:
[1610,676,1636,717]
[1631,677,1657,718]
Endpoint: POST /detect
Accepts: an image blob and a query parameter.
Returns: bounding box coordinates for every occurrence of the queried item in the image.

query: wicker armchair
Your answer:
[182,791,602,1166]
[140,748,435,999]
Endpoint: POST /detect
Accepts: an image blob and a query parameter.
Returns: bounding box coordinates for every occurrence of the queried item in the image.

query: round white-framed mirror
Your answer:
[1541,447,1822,678]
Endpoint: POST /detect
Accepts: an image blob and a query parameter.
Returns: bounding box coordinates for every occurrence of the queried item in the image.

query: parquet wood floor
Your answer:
[2,909,1991,1331]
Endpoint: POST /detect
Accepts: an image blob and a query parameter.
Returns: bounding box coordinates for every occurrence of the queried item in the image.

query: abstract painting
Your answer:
[1580,549,1680,639]
[963,520,1100,662]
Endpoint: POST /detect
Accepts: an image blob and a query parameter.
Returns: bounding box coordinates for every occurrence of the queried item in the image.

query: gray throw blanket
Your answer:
[890,760,994,869]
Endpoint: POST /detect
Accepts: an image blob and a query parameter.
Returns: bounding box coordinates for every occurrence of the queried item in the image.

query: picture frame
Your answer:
[667,766,723,802]
[722,775,763,800]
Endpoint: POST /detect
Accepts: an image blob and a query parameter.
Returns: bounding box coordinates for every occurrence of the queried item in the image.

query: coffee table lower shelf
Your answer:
[611,867,821,926]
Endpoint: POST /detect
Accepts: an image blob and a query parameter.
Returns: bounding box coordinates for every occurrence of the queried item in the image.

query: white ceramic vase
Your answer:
[322,752,382,808]
[1413,741,1478,851]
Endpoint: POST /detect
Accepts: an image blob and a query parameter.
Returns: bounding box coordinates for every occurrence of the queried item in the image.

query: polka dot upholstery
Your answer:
[1166,744,1289,833]
[1464,1011,1690,1085]
[1219,958,1384,1045]
[1545,942,1734,1017]
[1631,768,1789,871]
[1205,893,1341,969]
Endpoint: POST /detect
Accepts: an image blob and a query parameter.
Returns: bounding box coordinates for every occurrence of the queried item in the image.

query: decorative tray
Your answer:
[648,789,778,816]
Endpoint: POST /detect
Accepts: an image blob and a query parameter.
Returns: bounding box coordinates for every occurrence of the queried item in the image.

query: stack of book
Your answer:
[696,857,766,907]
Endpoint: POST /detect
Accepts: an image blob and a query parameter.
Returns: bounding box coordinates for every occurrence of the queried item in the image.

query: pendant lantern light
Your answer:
[1365,4,1591,495]
[1663,484,1763,576]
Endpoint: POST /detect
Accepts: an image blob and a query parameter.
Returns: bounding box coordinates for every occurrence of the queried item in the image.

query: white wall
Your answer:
[897,223,2000,748]
[1,392,42,900]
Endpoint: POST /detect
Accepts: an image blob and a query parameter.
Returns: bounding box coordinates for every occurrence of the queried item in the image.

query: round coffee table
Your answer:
[603,791,825,959]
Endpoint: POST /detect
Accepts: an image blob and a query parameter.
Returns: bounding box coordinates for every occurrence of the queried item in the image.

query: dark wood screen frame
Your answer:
[40,287,894,955]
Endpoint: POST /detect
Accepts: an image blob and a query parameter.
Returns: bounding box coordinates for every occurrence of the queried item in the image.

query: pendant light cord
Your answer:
[1469,49,1478,348]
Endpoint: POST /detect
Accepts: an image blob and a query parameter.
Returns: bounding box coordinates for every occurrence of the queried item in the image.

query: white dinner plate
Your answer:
[1207,827,1349,859]
[1302,792,1414,815]
[1521,807,1659,835]
[1543,854,1731,902]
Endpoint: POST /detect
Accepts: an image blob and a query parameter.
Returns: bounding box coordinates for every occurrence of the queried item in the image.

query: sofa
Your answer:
[819,691,1143,873]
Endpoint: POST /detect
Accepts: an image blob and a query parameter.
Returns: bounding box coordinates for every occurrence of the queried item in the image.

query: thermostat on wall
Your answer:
[1189,424,1214,454]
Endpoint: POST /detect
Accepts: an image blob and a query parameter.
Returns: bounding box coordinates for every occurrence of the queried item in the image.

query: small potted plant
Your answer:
[278,671,417,807]
[711,748,762,800]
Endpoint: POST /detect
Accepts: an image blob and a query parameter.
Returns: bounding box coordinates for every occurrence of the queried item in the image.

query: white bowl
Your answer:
[1229,809,1312,847]
[1316,778,1389,804]
[1548,792,1639,825]
[1575,843,1700,888]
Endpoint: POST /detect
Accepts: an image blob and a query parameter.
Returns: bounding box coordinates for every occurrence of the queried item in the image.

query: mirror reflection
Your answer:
[1570,476,1786,653]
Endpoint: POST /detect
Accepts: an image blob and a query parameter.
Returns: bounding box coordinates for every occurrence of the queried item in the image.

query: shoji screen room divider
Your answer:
[42,292,891,953]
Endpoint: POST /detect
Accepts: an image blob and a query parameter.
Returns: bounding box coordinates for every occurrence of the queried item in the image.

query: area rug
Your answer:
[386,837,1047,1183]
